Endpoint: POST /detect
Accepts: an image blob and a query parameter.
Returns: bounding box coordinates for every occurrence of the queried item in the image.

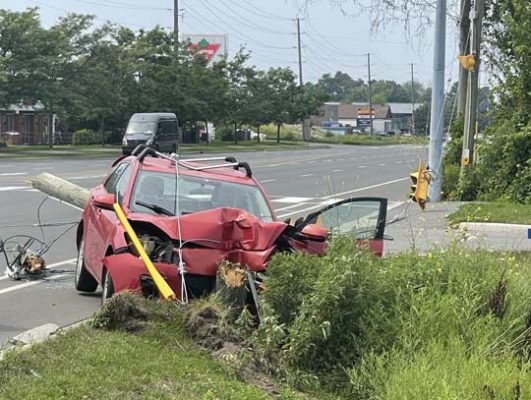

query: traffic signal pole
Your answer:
[461,0,485,170]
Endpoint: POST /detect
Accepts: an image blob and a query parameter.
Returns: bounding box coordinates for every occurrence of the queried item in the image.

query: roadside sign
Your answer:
[184,34,228,63]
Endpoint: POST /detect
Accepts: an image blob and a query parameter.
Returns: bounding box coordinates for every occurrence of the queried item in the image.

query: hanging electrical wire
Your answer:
[69,0,171,11]
[199,0,293,36]
[182,0,294,51]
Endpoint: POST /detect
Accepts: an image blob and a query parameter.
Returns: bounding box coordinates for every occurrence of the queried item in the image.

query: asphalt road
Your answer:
[0,144,426,345]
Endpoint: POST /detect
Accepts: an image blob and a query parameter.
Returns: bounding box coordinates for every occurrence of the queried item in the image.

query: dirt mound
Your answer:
[185,300,281,397]
[186,304,241,350]
[92,291,149,332]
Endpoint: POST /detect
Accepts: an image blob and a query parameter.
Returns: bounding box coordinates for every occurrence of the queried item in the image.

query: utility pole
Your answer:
[428,0,447,202]
[173,0,179,51]
[367,53,373,135]
[457,0,471,119]
[410,63,416,136]
[461,0,485,170]
[296,17,303,87]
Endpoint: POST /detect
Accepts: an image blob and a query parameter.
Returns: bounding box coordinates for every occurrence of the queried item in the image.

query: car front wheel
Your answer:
[75,239,98,293]
[101,268,114,303]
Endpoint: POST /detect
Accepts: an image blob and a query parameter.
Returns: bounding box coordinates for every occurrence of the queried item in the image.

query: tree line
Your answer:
[0,7,448,142]
[0,8,328,142]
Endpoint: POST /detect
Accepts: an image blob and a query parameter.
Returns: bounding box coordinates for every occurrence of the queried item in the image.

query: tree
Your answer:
[484,0,530,126]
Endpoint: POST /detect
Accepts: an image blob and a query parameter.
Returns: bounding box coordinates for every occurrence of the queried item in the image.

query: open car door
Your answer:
[295,197,388,257]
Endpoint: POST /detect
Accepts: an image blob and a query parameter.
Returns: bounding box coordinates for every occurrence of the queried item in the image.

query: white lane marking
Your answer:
[0,186,28,191]
[332,169,343,172]
[260,179,276,183]
[300,173,314,177]
[46,196,84,211]
[0,273,70,295]
[277,177,409,218]
[0,258,76,283]
[395,161,403,164]
[274,202,310,212]
[358,166,368,169]
[271,196,313,203]
[289,162,300,165]
[69,175,105,181]
[378,163,386,166]
[0,173,28,176]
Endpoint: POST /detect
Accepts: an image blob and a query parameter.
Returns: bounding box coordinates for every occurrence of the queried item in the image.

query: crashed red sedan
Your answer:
[75,145,387,302]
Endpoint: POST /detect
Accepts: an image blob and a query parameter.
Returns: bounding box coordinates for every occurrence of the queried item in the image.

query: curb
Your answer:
[459,222,531,234]
[0,320,88,360]
[1,323,58,360]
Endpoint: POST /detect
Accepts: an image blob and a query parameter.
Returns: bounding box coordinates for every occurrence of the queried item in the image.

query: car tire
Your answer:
[101,268,114,303]
[75,239,98,293]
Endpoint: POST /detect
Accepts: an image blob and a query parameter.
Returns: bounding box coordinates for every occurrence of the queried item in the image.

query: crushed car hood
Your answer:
[125,207,289,274]
[127,207,287,249]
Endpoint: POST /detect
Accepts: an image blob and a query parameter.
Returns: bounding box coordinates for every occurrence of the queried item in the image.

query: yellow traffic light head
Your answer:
[408,160,431,210]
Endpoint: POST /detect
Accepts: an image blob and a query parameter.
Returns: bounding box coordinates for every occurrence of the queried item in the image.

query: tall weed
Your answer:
[255,238,531,397]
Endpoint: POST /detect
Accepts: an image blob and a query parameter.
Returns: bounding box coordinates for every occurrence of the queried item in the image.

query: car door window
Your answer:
[104,162,131,204]
[160,120,176,138]
[298,198,387,240]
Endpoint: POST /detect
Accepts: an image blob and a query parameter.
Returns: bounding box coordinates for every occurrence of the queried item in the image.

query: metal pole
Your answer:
[457,0,471,119]
[367,53,373,135]
[410,63,416,136]
[461,0,484,170]
[174,0,179,50]
[428,0,447,202]
[296,17,303,86]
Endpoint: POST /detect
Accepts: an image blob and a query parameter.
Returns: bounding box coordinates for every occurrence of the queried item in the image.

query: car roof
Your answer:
[136,156,258,186]
[129,113,177,122]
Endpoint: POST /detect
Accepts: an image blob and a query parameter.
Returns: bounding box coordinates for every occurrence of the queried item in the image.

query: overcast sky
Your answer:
[3,0,463,88]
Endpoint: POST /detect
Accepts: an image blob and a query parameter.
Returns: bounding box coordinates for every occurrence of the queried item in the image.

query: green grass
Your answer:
[0,141,318,159]
[310,134,428,146]
[448,202,531,225]
[0,311,269,400]
[256,240,531,398]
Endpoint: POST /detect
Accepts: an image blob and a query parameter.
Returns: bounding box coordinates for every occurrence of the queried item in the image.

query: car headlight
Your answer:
[122,137,128,146]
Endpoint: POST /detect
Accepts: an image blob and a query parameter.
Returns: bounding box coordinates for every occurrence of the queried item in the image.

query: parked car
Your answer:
[75,145,388,302]
[122,113,179,155]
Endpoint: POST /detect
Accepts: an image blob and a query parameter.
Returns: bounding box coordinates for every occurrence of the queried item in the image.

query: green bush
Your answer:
[0,138,7,148]
[255,239,531,397]
[441,162,459,199]
[476,125,531,203]
[261,124,301,141]
[72,128,98,145]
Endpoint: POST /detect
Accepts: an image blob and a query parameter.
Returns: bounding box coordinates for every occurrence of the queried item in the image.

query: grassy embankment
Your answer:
[2,240,531,399]
[448,202,531,225]
[0,141,314,159]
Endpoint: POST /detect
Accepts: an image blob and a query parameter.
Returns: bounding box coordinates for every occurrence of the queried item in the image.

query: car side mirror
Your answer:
[93,193,116,210]
[295,224,328,242]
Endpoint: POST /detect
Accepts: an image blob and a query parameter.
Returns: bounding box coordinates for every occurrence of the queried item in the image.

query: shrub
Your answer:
[0,138,7,148]
[255,240,531,396]
[72,128,98,145]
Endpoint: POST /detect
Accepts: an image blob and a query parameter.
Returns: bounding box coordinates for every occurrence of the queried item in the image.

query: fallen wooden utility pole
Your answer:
[31,172,90,210]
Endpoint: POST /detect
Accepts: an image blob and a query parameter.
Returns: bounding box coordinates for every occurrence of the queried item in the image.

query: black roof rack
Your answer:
[130,144,253,177]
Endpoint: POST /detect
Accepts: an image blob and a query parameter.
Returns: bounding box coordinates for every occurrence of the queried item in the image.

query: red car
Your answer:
[75,146,388,302]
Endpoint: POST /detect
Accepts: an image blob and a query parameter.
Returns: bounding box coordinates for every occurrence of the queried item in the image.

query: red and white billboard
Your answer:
[184,34,228,63]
